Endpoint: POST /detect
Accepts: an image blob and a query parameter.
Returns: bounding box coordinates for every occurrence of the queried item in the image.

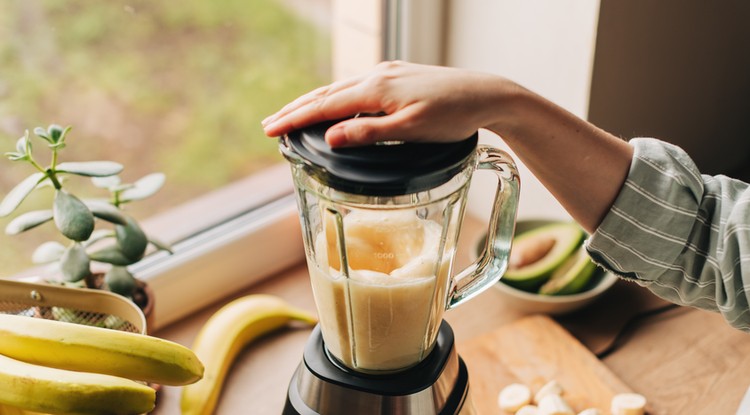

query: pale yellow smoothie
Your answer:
[308,211,452,372]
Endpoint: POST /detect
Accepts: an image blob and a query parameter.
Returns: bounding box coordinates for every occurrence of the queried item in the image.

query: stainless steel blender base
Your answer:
[283,321,470,415]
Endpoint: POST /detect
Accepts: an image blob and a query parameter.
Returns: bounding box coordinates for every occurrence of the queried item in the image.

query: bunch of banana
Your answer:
[181,294,317,415]
[0,313,204,415]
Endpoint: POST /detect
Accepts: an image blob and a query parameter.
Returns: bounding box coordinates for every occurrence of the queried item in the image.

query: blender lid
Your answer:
[281,117,478,196]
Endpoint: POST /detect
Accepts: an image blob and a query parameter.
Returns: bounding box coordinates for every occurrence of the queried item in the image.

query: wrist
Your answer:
[481,79,539,143]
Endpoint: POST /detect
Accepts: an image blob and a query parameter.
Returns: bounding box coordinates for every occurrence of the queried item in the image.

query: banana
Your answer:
[180,294,317,415]
[0,404,45,415]
[498,383,532,412]
[537,394,574,415]
[0,353,155,415]
[610,393,646,415]
[534,380,564,404]
[516,405,540,415]
[0,405,25,415]
[0,313,204,386]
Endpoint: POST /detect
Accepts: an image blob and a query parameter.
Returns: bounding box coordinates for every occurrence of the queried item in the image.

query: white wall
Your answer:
[331,0,604,222]
[444,0,601,222]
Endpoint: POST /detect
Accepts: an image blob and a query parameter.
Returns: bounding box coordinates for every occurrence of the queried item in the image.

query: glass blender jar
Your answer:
[281,118,520,414]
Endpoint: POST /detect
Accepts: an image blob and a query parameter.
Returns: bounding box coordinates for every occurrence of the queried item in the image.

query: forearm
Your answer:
[483,84,634,233]
[586,138,750,330]
[262,61,634,232]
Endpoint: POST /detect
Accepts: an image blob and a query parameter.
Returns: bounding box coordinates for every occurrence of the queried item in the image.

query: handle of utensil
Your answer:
[448,145,520,309]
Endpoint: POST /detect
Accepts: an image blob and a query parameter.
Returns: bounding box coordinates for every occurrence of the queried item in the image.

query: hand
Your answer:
[264,61,633,232]
[262,61,523,147]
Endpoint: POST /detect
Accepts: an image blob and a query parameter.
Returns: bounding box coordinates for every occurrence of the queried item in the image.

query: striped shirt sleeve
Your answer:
[586,137,750,331]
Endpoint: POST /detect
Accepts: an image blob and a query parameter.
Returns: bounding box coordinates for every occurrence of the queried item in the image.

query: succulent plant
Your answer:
[1,124,171,301]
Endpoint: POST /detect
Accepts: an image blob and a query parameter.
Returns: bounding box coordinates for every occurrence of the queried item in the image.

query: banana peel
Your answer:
[0,312,206,415]
[181,294,317,415]
[0,313,204,386]
[0,404,47,415]
[0,353,155,415]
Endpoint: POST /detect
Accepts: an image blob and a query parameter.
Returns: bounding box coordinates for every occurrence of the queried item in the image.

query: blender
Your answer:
[279,117,520,415]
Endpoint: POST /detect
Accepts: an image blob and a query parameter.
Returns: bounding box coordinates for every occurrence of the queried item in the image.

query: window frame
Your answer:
[7,1,434,331]
[131,1,392,330]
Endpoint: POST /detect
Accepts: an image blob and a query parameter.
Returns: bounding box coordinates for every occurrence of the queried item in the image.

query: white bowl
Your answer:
[477,219,618,316]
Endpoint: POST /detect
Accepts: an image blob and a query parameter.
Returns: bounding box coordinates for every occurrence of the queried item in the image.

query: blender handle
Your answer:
[448,145,520,309]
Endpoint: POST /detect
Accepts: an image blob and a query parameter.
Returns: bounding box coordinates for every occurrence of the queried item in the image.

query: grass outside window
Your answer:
[0,0,332,277]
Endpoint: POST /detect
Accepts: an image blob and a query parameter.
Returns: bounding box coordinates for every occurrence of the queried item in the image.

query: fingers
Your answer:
[325,107,423,147]
[261,82,340,125]
[263,81,384,138]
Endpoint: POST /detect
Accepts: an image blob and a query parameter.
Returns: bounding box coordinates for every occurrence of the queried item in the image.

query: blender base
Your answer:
[283,321,470,415]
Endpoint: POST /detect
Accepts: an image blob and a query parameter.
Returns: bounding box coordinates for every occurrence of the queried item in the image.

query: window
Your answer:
[1,0,390,329]
[1,1,330,269]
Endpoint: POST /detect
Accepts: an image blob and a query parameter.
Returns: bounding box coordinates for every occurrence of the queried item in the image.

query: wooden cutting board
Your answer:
[459,315,634,414]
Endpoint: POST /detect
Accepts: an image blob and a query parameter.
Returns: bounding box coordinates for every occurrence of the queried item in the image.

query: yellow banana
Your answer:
[0,404,45,415]
[0,405,25,415]
[180,294,317,415]
[0,353,155,415]
[0,313,204,386]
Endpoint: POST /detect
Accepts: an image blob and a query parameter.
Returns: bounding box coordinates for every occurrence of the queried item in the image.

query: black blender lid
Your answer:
[282,118,478,196]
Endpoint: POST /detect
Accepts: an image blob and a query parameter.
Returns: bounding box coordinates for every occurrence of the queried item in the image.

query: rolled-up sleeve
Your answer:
[586,138,750,331]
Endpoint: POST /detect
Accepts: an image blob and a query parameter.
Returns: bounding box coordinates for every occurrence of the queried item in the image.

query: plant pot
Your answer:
[84,270,155,334]
[133,279,155,335]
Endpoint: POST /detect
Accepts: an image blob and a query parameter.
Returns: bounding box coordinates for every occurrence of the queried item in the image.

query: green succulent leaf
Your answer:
[88,245,137,266]
[91,175,121,189]
[32,241,66,264]
[119,173,165,203]
[85,201,127,225]
[115,216,148,261]
[0,172,46,217]
[4,152,27,161]
[149,237,174,254]
[53,190,95,241]
[49,141,66,151]
[16,133,31,154]
[5,209,54,235]
[55,161,123,177]
[34,126,50,141]
[105,266,137,297]
[60,243,91,282]
[83,229,116,247]
[48,124,65,142]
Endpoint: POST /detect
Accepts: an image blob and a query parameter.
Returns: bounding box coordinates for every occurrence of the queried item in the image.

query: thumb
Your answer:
[325,111,418,147]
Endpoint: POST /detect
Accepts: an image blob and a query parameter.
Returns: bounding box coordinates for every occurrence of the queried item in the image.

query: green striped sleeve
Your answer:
[586,138,750,331]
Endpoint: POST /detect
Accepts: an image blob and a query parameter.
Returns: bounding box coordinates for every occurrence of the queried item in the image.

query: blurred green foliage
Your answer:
[0,0,331,276]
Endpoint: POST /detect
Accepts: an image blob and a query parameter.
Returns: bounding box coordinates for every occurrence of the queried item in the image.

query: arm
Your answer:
[263,61,633,232]
[586,138,750,331]
[264,61,750,329]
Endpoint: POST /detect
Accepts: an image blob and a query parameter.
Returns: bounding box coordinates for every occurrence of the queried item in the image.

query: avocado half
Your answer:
[539,244,597,295]
[502,222,584,292]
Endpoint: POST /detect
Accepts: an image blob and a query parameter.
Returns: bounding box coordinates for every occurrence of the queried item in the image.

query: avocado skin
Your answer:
[501,222,584,292]
[539,247,598,295]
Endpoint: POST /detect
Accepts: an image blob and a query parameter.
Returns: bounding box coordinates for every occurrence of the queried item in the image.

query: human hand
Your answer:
[263,61,634,233]
[262,61,523,147]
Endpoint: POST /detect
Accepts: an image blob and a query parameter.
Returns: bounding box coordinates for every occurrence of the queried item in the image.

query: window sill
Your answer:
[131,163,305,330]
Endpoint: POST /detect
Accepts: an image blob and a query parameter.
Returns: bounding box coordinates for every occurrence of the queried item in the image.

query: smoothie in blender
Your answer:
[309,210,452,372]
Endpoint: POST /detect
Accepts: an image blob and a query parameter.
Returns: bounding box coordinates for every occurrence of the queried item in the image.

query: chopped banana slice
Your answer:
[577,409,603,415]
[498,383,532,412]
[534,380,564,403]
[517,405,540,415]
[537,394,575,415]
[611,393,646,415]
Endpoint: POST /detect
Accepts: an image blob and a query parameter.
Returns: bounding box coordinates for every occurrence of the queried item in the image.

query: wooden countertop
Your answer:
[151,218,750,415]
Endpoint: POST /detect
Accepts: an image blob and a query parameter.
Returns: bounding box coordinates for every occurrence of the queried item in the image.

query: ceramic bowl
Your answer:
[476,219,618,315]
